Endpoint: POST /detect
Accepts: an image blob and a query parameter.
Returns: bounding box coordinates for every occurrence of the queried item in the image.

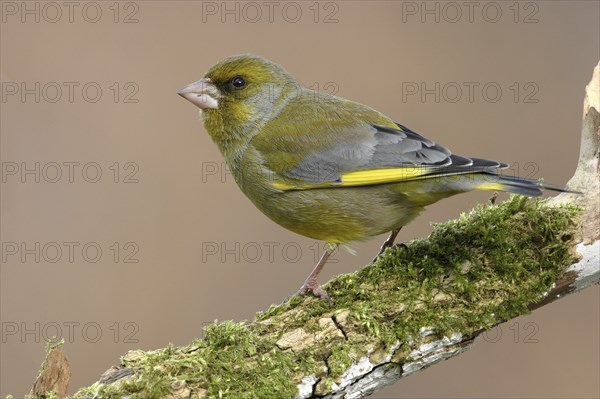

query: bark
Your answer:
[30,340,71,399]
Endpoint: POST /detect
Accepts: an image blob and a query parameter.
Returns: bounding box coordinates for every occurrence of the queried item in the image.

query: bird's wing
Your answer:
[252,112,505,191]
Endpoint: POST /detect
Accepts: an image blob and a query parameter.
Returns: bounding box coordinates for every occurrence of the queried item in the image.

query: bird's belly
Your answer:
[246,185,426,243]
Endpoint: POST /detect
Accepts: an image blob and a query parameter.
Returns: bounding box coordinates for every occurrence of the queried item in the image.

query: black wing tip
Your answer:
[378,123,516,173]
[469,157,508,169]
[448,154,474,167]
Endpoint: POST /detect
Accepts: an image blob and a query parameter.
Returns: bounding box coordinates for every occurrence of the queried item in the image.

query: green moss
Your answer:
[71,196,579,399]
[327,344,354,379]
[72,321,299,399]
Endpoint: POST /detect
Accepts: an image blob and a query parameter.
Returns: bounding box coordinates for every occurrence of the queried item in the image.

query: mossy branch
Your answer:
[33,63,600,399]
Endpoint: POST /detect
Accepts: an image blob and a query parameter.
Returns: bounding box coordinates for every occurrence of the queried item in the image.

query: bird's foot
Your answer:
[372,229,402,263]
[372,241,408,263]
[489,191,499,205]
[296,281,331,303]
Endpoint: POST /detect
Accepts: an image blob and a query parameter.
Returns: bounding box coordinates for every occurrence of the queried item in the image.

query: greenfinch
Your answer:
[178,54,567,299]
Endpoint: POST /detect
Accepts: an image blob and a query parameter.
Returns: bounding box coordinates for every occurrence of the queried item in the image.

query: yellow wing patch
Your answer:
[271,166,434,191]
[474,182,506,191]
[340,167,430,186]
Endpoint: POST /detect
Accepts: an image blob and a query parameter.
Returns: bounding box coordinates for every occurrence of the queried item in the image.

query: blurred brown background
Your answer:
[1,1,598,398]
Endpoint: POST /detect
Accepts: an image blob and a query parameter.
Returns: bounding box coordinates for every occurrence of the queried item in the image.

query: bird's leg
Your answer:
[297,243,337,301]
[372,228,402,262]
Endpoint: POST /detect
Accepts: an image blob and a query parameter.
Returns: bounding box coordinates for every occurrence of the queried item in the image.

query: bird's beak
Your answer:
[177,78,220,109]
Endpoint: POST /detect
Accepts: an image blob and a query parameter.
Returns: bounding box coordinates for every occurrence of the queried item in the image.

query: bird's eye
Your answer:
[231,76,247,89]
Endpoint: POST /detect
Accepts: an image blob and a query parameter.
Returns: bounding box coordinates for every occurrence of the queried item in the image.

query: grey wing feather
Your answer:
[284,122,506,184]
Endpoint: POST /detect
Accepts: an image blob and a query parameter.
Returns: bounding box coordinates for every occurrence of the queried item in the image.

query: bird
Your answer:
[178,54,568,300]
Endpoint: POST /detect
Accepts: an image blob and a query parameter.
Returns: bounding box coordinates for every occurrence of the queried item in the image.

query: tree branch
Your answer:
[33,62,599,399]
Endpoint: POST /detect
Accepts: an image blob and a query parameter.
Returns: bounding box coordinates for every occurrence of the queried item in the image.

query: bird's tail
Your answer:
[473,173,575,197]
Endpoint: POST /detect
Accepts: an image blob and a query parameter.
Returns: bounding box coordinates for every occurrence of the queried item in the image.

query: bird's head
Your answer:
[178,54,297,147]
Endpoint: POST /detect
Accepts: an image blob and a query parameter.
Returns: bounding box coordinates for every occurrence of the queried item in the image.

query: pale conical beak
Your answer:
[177,78,219,109]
